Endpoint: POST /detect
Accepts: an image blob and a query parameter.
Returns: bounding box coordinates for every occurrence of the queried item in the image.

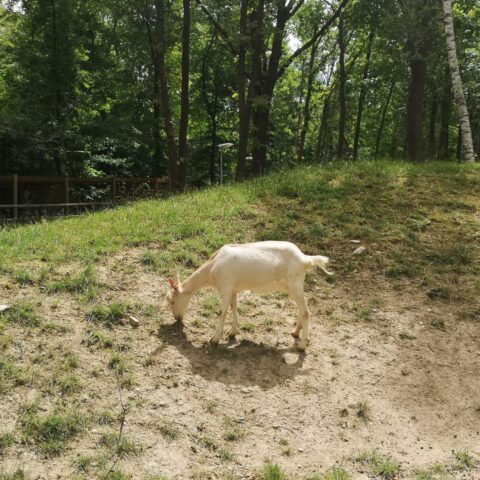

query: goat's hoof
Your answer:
[291,330,300,339]
[209,337,220,346]
[297,342,307,351]
[228,331,237,339]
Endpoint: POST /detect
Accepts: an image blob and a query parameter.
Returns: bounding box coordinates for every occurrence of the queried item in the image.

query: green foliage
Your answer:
[258,462,289,480]
[47,265,97,295]
[0,302,40,328]
[86,303,126,328]
[19,406,85,455]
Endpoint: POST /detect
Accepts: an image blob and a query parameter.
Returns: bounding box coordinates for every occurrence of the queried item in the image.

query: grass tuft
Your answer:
[86,303,126,328]
[259,462,289,480]
[0,302,40,328]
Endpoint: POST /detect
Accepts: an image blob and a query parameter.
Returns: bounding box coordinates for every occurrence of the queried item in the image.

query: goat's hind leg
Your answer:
[290,290,310,351]
[228,293,238,339]
[210,292,231,345]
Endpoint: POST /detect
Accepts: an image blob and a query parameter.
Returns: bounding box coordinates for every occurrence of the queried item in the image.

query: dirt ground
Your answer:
[1,244,479,479]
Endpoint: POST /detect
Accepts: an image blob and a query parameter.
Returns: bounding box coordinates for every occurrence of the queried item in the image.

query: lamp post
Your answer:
[218,143,234,185]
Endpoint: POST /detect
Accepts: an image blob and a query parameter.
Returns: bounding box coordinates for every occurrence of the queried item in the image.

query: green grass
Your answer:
[356,451,400,479]
[100,433,142,457]
[47,264,97,295]
[259,462,288,480]
[19,406,86,455]
[0,302,40,328]
[0,433,14,455]
[0,471,26,480]
[86,303,126,328]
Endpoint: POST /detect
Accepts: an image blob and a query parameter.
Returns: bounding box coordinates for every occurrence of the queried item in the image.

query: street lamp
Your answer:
[218,143,234,185]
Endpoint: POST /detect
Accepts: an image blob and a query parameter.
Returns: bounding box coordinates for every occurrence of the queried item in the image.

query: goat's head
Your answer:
[166,271,190,322]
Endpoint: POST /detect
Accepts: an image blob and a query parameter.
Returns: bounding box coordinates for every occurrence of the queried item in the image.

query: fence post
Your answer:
[64,176,70,215]
[13,174,18,221]
[112,177,117,205]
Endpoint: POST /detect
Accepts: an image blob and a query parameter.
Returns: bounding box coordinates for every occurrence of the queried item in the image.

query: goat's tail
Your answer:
[307,255,333,275]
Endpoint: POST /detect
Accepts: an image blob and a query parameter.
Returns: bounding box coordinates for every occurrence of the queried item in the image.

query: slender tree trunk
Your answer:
[297,40,319,164]
[155,0,178,189]
[336,15,346,159]
[49,0,62,175]
[438,65,451,159]
[374,79,395,158]
[427,94,438,158]
[235,0,249,180]
[442,0,475,162]
[353,28,374,161]
[177,0,190,189]
[315,93,331,163]
[456,124,462,161]
[153,64,162,176]
[406,58,428,162]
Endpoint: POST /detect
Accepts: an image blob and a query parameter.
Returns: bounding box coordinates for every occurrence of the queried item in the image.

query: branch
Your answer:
[103,370,128,480]
[276,0,350,80]
[287,0,306,19]
[194,0,237,56]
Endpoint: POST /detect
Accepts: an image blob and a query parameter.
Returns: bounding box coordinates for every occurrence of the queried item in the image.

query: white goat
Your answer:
[166,241,332,350]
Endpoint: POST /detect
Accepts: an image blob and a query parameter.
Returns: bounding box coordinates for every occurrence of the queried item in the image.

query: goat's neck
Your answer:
[181,262,212,293]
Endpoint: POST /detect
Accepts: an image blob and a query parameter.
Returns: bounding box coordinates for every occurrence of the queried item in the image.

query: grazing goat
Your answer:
[166,241,332,351]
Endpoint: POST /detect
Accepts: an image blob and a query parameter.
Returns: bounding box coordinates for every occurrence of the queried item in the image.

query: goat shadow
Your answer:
[153,320,311,389]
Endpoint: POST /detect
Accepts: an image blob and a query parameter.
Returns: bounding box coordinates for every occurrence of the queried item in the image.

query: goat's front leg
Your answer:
[210,293,231,345]
[229,294,238,339]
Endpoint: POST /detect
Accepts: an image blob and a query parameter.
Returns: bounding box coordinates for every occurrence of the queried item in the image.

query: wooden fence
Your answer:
[0,175,168,223]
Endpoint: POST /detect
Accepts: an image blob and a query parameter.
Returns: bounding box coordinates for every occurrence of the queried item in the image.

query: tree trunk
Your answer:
[427,94,438,158]
[177,0,190,189]
[235,0,249,180]
[442,0,475,162]
[297,40,319,164]
[153,63,162,176]
[406,58,427,162]
[374,79,395,158]
[352,28,374,161]
[315,93,331,163]
[155,0,178,189]
[438,65,450,159]
[336,15,346,159]
[49,0,62,175]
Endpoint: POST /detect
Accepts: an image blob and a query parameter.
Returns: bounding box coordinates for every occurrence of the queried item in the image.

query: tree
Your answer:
[442,0,475,163]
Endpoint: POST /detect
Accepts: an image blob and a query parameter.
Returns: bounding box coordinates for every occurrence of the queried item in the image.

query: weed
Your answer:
[108,353,127,373]
[97,410,116,425]
[259,462,288,480]
[453,450,475,470]
[86,303,126,328]
[321,469,351,480]
[100,433,142,457]
[13,269,34,286]
[356,451,399,479]
[354,401,371,421]
[0,302,40,328]
[198,436,217,451]
[205,400,217,413]
[0,433,14,455]
[240,322,255,332]
[158,422,178,440]
[47,265,97,295]
[83,329,114,348]
[19,408,85,455]
[0,471,26,480]
[0,357,27,393]
[218,448,232,462]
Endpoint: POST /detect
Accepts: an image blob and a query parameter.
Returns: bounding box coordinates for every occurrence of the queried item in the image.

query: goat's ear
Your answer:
[167,278,178,290]
[174,270,181,284]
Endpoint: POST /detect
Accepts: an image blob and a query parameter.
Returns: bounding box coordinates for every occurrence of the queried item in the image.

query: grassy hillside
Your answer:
[1,160,479,301]
[0,160,479,480]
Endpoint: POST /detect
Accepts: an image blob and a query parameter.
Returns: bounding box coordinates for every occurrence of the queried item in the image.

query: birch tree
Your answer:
[442,0,475,163]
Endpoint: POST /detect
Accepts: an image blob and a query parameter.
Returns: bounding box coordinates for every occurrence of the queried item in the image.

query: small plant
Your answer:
[100,433,142,457]
[0,357,26,393]
[83,329,114,348]
[223,416,244,442]
[159,422,178,440]
[259,462,288,480]
[240,322,255,332]
[47,265,97,295]
[198,436,217,451]
[140,252,156,266]
[355,401,371,421]
[0,302,40,328]
[13,270,34,286]
[73,455,94,473]
[0,470,26,480]
[453,450,474,470]
[19,407,86,455]
[104,471,131,480]
[97,410,116,425]
[356,451,399,479]
[218,448,232,462]
[205,400,217,413]
[86,303,126,328]
[322,469,351,480]
[108,353,127,373]
[0,432,14,455]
